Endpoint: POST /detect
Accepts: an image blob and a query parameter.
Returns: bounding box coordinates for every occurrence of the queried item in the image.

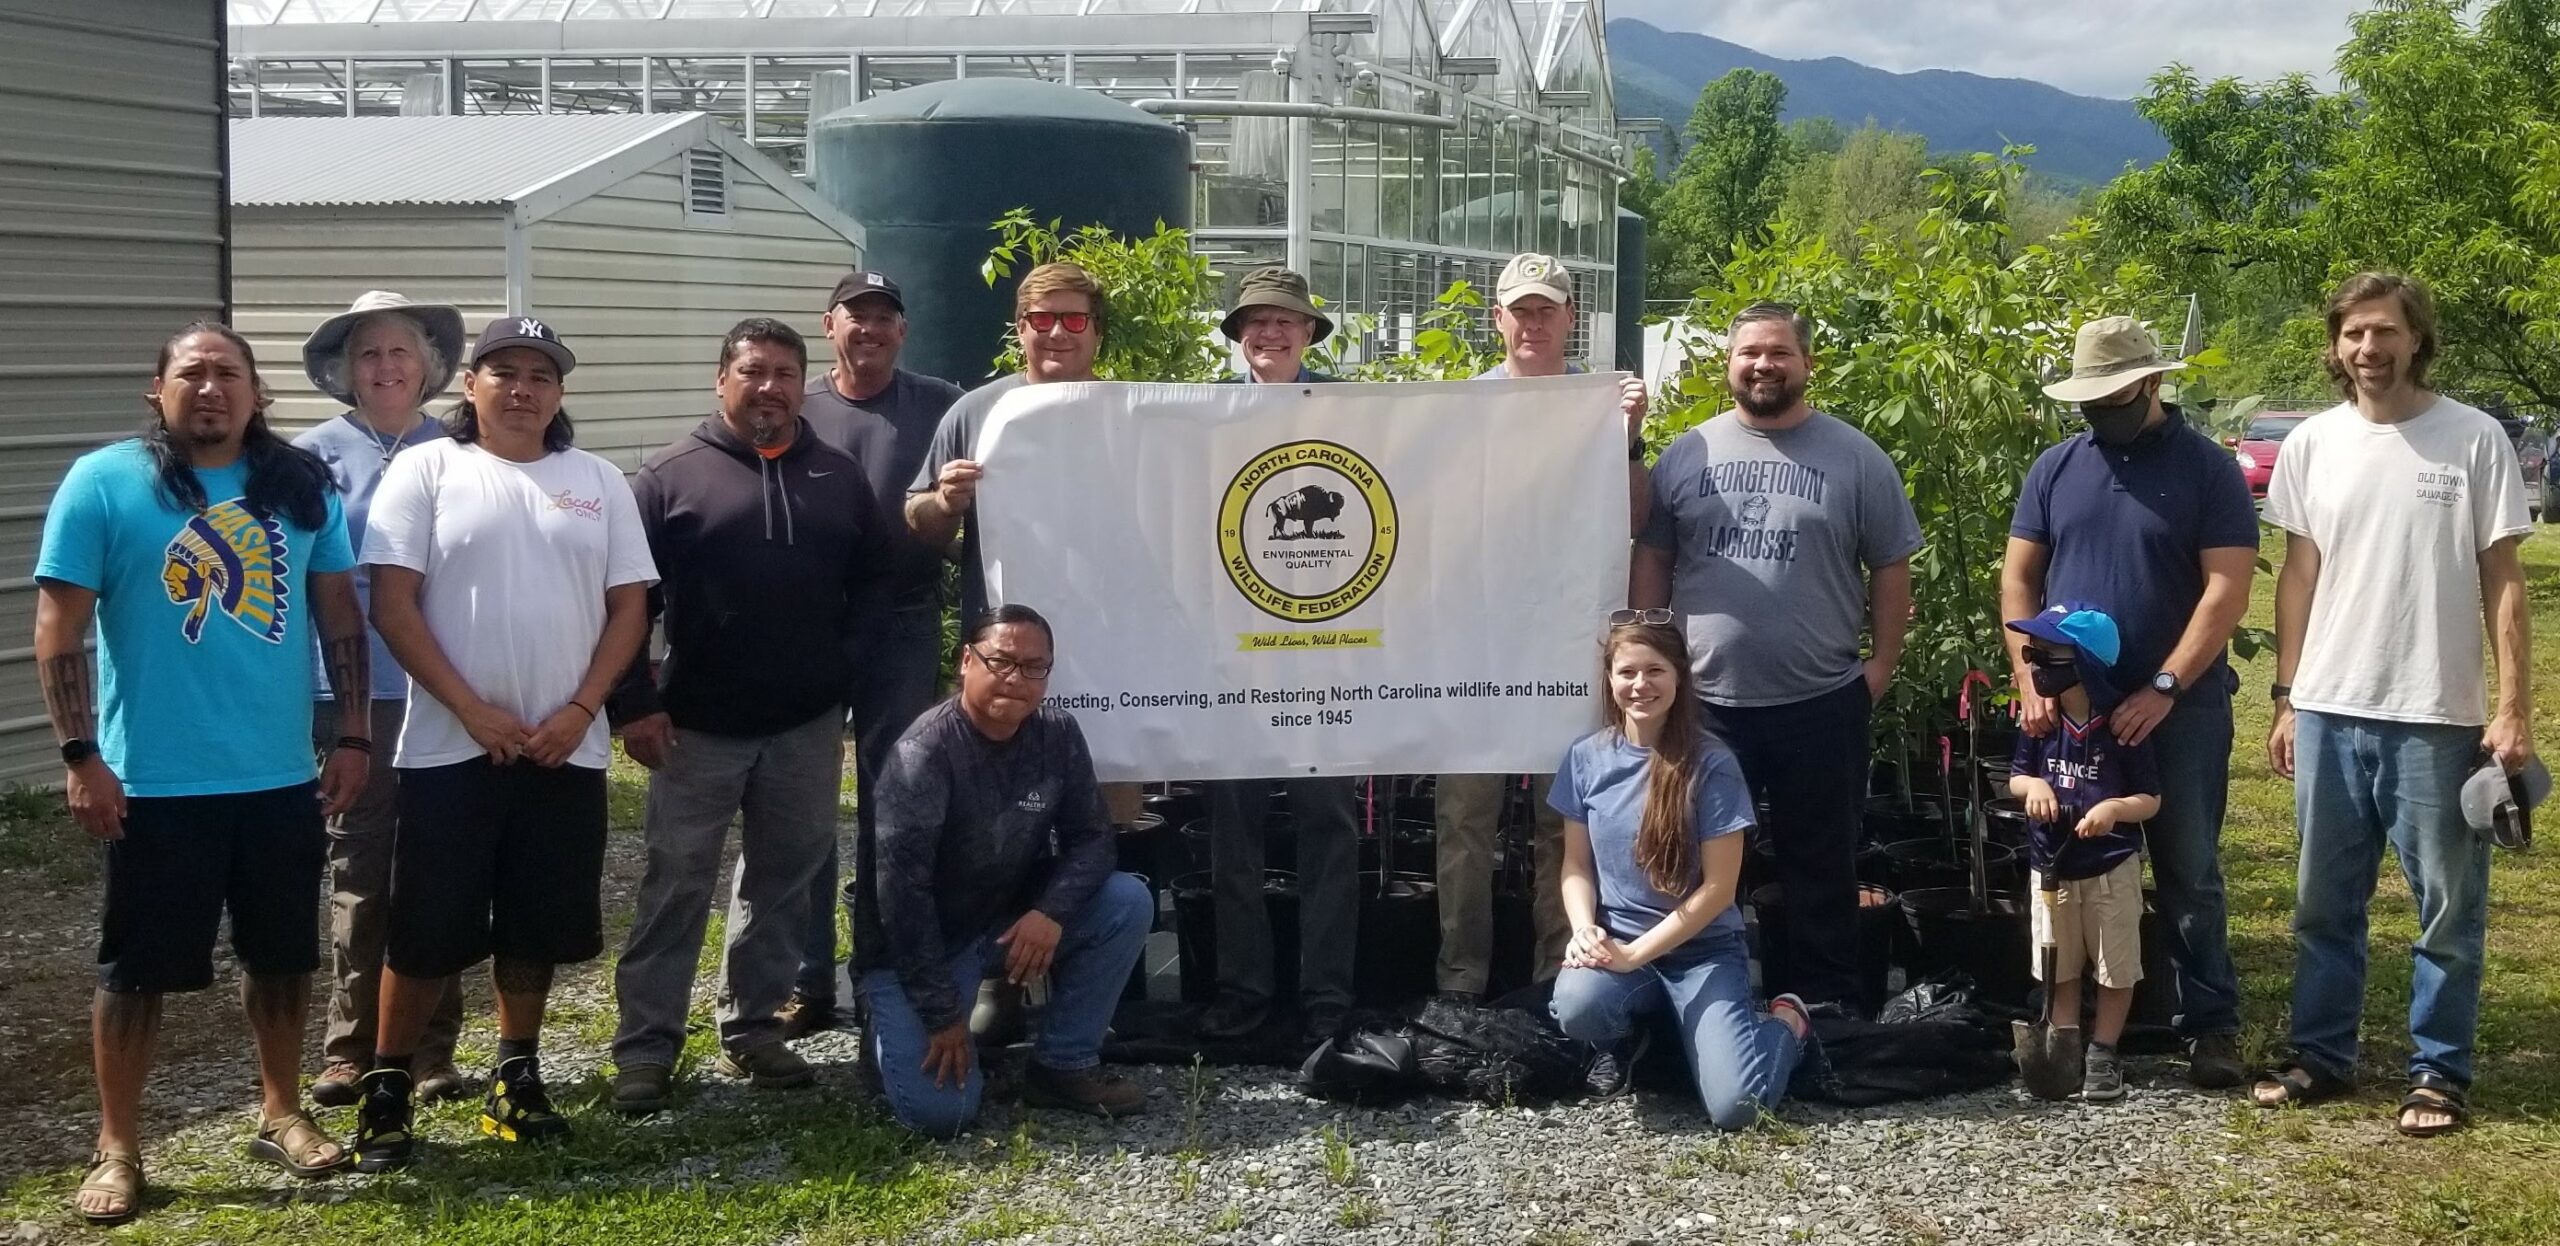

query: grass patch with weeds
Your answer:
[1336,1193,1382,1228]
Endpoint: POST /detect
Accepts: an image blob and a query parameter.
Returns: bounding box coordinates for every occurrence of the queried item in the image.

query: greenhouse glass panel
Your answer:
[1201,238,1289,307]
[753,58,850,147]
[374,0,475,18]
[963,54,1066,82]
[457,60,547,115]
[250,59,352,117]
[862,55,959,96]
[1311,113,1348,234]
[1075,56,1178,101]
[1346,120,1381,238]
[650,58,747,126]
[548,59,647,114]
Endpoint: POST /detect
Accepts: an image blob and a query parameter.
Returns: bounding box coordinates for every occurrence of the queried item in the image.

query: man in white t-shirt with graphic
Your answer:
[2255,272,2532,1138]
[349,317,657,1169]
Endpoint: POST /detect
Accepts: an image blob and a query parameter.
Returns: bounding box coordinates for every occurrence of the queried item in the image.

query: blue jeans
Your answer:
[1548,932,1803,1130]
[859,872,1151,1137]
[801,608,945,1000]
[2145,695,2243,1036]
[2289,710,2489,1087]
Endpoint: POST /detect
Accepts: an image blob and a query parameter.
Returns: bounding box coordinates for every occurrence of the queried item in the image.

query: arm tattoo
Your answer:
[41,652,97,744]
[323,633,372,737]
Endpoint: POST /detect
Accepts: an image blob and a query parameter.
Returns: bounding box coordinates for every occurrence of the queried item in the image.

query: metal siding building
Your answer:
[0,0,229,783]
[229,112,866,467]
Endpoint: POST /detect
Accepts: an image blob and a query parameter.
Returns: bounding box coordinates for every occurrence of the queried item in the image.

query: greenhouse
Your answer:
[224,1,1635,365]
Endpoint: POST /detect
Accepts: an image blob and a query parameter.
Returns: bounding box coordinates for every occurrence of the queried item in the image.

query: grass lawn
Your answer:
[0,527,2556,1243]
[2198,524,2560,1244]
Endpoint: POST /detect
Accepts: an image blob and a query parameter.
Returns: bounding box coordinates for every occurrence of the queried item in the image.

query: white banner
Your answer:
[976,373,1629,782]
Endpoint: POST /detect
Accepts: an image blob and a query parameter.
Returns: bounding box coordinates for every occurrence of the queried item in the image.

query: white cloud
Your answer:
[1604,0,2361,98]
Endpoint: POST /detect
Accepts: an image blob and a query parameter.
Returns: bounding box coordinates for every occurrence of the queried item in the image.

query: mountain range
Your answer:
[1605,19,2169,186]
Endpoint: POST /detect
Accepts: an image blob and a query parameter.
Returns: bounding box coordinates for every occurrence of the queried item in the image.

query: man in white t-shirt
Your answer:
[2255,273,2532,1138]
[349,317,657,1170]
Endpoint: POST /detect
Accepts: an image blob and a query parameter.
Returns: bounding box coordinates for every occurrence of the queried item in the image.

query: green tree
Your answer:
[1660,151,2172,751]
[1641,69,1797,300]
[980,209,1225,383]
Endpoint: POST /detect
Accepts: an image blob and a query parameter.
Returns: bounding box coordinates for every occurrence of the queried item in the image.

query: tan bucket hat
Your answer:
[301,290,467,408]
[2042,315,2187,404]
[1221,267,1333,343]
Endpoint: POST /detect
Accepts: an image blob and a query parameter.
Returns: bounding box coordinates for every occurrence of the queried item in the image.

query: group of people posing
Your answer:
[36,248,2528,1224]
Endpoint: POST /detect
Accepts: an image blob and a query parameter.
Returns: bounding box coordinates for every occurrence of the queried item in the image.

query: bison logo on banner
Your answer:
[1218,439,1398,623]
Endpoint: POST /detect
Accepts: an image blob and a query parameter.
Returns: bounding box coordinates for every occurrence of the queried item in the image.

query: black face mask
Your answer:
[2079,391,2151,446]
[2029,660,2081,698]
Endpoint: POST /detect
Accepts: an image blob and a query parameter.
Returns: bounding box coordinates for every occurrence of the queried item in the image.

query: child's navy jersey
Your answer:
[2010,710,2160,883]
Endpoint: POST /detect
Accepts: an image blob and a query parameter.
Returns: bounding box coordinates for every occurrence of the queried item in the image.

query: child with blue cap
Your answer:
[2005,602,2162,1102]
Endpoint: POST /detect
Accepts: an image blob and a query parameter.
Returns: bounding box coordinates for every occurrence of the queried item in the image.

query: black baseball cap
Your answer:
[830,270,906,312]
[468,315,576,375]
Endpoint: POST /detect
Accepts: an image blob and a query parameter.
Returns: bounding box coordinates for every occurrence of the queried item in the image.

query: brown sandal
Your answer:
[76,1150,143,1225]
[249,1111,347,1178]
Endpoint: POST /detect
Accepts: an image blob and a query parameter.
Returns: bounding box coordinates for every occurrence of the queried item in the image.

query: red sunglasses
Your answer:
[1019,311,1094,335]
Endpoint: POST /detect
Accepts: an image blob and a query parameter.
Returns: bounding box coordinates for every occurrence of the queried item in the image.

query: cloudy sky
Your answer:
[1605,0,2366,99]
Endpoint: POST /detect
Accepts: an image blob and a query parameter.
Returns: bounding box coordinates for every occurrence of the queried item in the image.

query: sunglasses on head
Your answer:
[2027,646,2077,667]
[1019,311,1094,335]
[1608,608,1674,627]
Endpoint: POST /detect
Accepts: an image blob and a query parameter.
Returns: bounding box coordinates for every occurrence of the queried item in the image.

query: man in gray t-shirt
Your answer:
[1631,302,1921,1013]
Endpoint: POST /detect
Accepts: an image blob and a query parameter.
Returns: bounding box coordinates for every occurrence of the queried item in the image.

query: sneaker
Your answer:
[481,1056,571,1143]
[2083,1043,2126,1103]
[2187,1033,2246,1090]
[612,1063,672,1116]
[1585,1029,1650,1099]
[776,989,839,1041]
[1021,1063,1148,1119]
[1195,992,1269,1042]
[415,1062,472,1104]
[311,1057,366,1109]
[351,1069,416,1173]
[1299,1003,1351,1052]
[716,1042,816,1091]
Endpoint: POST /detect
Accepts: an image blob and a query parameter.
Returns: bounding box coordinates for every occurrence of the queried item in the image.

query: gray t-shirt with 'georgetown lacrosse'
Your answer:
[1639,410,1923,707]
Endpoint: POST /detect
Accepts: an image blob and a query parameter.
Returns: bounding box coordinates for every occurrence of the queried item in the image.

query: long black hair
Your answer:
[444,357,576,453]
[145,321,335,531]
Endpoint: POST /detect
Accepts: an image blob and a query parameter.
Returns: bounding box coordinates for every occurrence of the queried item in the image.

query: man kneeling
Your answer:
[859,605,1150,1136]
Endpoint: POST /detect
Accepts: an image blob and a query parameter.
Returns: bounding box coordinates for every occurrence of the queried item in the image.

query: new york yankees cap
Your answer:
[469,315,577,375]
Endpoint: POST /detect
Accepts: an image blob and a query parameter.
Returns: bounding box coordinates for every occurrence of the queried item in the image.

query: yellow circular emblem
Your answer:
[1217,439,1398,622]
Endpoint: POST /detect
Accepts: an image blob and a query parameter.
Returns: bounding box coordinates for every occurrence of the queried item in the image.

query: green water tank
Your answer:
[810,79,1194,389]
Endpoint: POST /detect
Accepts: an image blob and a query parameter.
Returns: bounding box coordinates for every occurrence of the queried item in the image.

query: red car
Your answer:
[2228,413,2312,499]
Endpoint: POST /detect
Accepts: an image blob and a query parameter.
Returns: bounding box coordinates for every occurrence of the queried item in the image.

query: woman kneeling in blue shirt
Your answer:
[1548,615,1812,1128]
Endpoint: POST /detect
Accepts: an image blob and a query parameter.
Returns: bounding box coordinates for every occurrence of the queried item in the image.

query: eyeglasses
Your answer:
[968,643,1053,681]
[1019,311,1094,335]
[1608,609,1675,626]
[2026,646,2077,667]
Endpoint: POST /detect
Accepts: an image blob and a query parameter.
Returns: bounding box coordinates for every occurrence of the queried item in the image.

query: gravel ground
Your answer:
[0,824,2303,1246]
[895,1058,2296,1246]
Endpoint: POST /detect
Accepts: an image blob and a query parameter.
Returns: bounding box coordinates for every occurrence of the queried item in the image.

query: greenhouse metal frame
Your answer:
[226,0,1634,364]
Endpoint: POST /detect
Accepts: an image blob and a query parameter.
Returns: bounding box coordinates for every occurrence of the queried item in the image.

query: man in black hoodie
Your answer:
[604,319,889,1115]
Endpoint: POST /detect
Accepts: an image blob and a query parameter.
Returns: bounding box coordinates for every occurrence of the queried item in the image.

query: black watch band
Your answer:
[60,737,95,765]
[2270,682,2292,702]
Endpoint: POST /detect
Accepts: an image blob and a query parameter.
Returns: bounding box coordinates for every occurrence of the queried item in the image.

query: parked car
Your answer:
[2228,413,2312,499]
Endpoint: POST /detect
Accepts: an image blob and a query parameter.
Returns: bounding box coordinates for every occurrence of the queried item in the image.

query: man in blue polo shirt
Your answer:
[2000,315,2259,1088]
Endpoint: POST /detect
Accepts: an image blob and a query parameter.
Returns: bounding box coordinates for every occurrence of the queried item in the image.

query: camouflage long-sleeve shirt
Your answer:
[867,697,1116,1031]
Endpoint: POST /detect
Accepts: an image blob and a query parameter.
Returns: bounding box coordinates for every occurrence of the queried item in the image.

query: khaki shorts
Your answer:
[2030,855,2145,990]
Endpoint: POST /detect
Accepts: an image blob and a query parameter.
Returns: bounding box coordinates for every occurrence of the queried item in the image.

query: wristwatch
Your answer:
[60,738,95,766]
[2151,671,2181,697]
[2270,682,2292,703]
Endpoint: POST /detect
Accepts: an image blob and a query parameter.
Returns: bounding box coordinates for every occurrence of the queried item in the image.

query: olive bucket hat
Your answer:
[1220,267,1333,343]
[301,290,467,408]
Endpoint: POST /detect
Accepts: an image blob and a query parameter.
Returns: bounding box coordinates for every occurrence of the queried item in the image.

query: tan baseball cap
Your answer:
[2042,315,2188,404]
[1494,252,1573,307]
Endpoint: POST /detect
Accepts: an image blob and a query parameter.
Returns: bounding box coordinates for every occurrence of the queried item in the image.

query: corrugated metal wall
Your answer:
[232,209,510,435]
[530,152,861,471]
[0,0,227,783]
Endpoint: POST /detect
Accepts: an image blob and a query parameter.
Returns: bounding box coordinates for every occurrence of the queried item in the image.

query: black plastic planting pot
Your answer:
[1169,869,1299,1004]
[1877,836,2021,894]
[1749,881,1901,1015]
[1899,887,2034,1013]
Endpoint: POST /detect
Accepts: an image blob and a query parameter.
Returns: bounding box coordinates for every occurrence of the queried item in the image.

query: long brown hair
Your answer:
[1599,622,1708,895]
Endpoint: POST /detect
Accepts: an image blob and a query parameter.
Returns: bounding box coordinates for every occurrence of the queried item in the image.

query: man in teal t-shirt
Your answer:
[34,324,369,1222]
